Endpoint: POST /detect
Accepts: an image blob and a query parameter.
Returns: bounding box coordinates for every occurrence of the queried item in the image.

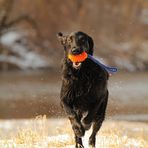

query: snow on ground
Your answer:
[0,117,147,148]
[0,31,49,70]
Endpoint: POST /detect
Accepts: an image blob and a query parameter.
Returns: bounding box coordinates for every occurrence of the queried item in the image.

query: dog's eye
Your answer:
[67,38,71,43]
[80,37,85,43]
[67,36,72,44]
[81,39,85,43]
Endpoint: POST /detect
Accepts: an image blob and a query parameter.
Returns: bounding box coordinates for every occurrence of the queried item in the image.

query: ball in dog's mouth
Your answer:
[68,52,87,69]
[73,62,82,69]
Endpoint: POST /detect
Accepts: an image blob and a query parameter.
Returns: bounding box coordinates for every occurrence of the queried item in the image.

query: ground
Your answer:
[0,72,147,147]
[0,117,147,148]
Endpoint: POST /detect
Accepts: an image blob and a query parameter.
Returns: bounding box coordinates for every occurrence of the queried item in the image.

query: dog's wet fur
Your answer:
[57,31,109,148]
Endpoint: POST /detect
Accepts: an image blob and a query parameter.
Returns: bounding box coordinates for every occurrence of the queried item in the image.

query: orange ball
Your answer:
[68,52,88,62]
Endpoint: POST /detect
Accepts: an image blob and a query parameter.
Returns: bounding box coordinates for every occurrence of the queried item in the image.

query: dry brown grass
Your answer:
[0,116,147,148]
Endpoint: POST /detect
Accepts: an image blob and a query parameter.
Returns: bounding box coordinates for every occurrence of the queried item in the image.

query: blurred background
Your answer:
[0,0,148,121]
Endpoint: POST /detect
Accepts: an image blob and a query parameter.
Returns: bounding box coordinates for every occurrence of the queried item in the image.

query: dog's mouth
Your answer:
[72,62,82,69]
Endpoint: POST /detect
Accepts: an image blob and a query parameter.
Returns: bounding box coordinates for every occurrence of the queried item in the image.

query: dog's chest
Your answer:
[70,76,92,97]
[61,64,105,110]
[68,79,98,110]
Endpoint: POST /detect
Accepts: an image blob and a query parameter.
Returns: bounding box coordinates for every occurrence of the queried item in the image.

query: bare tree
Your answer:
[0,0,42,71]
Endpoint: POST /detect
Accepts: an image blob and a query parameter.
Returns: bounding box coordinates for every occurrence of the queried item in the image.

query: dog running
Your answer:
[57,31,109,148]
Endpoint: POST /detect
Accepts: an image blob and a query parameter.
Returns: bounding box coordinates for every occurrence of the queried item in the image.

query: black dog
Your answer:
[57,31,109,148]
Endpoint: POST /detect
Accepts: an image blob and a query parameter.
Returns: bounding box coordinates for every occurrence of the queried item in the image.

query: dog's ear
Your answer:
[87,36,94,55]
[57,32,67,46]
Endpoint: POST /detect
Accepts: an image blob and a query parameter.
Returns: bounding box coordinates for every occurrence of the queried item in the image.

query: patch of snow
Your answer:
[112,114,148,122]
[0,121,12,129]
[0,31,25,46]
[140,9,148,24]
[47,134,71,142]
[0,31,49,70]
[47,134,74,148]
[125,138,143,148]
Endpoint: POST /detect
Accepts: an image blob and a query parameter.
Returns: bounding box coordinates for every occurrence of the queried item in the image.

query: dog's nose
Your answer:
[71,48,82,55]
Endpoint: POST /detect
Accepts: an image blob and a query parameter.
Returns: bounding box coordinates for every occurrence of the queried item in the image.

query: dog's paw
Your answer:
[82,118,92,130]
[89,136,95,148]
[82,122,91,130]
[76,143,84,148]
[73,123,85,137]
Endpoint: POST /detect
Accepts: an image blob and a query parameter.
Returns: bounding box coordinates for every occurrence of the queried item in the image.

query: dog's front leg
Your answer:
[62,101,85,138]
[69,116,85,138]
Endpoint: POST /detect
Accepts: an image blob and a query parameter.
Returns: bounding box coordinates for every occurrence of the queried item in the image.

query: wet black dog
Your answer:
[57,31,109,148]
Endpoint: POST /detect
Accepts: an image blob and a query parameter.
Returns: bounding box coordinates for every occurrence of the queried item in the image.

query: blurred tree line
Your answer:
[0,0,147,71]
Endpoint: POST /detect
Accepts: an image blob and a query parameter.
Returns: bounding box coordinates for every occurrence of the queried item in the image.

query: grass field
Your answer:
[0,116,147,148]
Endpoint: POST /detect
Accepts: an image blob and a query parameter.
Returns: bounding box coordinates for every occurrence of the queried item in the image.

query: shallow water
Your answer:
[0,71,147,121]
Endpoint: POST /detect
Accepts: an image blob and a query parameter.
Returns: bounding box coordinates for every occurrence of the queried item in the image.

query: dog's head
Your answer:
[57,31,94,69]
